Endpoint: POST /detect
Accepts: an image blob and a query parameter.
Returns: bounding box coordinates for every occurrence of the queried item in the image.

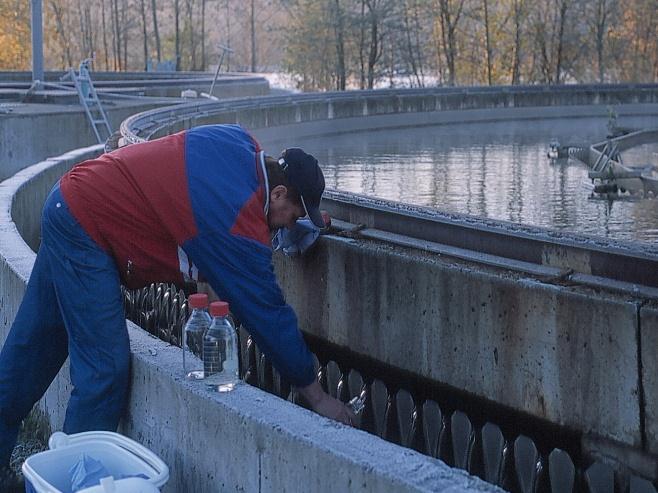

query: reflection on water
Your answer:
[303,117,658,244]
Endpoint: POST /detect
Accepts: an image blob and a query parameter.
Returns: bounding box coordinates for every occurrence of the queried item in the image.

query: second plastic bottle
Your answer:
[204,301,239,392]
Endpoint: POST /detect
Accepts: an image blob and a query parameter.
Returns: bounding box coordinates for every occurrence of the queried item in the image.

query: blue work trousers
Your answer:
[0,183,130,466]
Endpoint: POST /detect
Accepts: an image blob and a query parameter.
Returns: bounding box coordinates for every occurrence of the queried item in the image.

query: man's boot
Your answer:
[0,465,24,493]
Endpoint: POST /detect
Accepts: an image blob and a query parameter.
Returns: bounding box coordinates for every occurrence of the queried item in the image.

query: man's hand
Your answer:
[298,380,357,426]
[320,210,331,229]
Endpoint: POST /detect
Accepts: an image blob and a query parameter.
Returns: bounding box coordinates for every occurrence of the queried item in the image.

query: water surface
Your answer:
[303,116,658,244]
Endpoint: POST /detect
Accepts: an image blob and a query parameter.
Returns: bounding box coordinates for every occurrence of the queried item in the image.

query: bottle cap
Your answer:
[188,293,209,309]
[210,301,229,317]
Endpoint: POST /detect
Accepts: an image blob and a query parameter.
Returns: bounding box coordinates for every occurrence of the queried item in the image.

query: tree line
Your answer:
[0,0,656,90]
[0,0,283,74]
[282,0,658,90]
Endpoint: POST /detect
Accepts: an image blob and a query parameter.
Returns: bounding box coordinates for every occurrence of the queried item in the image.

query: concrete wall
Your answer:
[0,71,270,99]
[90,77,269,98]
[120,85,658,144]
[0,73,270,182]
[0,149,500,492]
[273,234,655,469]
[0,102,158,181]
[166,79,268,99]
[254,104,658,147]
[641,301,658,456]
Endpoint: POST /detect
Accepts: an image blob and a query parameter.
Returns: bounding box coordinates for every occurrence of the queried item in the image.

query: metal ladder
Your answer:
[63,59,112,144]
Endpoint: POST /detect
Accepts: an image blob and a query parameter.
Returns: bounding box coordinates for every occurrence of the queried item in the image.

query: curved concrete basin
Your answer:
[3,85,658,489]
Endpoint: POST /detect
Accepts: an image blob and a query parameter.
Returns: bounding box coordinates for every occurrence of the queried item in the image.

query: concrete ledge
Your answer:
[0,149,500,492]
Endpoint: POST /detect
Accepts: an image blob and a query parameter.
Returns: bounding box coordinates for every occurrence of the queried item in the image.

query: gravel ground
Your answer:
[9,412,48,478]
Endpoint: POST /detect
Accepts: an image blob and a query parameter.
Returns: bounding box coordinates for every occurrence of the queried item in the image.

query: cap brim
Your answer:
[301,196,325,228]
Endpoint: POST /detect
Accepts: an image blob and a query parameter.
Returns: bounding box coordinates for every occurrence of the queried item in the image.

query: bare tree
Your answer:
[224,0,231,71]
[50,0,73,68]
[331,0,346,90]
[111,0,121,70]
[201,0,207,71]
[121,0,129,70]
[531,0,571,83]
[86,2,94,59]
[174,0,181,70]
[588,0,615,82]
[436,0,466,85]
[358,0,367,88]
[250,0,256,71]
[510,0,526,84]
[482,0,492,85]
[410,0,427,85]
[151,0,162,63]
[402,0,423,87]
[77,1,86,57]
[76,0,94,60]
[140,0,149,70]
[364,0,386,89]
[365,0,379,89]
[554,0,570,83]
[101,0,110,69]
[185,0,197,70]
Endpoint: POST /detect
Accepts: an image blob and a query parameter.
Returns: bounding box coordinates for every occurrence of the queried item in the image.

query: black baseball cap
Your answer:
[278,148,325,228]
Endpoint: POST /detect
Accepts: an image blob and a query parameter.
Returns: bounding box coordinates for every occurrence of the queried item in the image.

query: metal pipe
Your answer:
[30,0,44,85]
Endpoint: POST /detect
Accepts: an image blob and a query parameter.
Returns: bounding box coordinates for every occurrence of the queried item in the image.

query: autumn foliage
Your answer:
[1,0,656,89]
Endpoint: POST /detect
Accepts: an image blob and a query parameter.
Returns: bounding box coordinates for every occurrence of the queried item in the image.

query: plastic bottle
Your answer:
[347,394,366,415]
[182,293,211,380]
[204,301,239,392]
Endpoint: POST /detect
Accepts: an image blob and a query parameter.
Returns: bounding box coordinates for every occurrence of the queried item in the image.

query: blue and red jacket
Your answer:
[60,124,316,387]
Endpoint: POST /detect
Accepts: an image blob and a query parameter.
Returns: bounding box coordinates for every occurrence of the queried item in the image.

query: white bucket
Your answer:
[22,431,169,493]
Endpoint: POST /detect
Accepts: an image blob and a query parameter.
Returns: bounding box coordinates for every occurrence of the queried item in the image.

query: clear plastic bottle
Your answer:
[204,301,239,392]
[182,293,211,380]
[347,394,366,415]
